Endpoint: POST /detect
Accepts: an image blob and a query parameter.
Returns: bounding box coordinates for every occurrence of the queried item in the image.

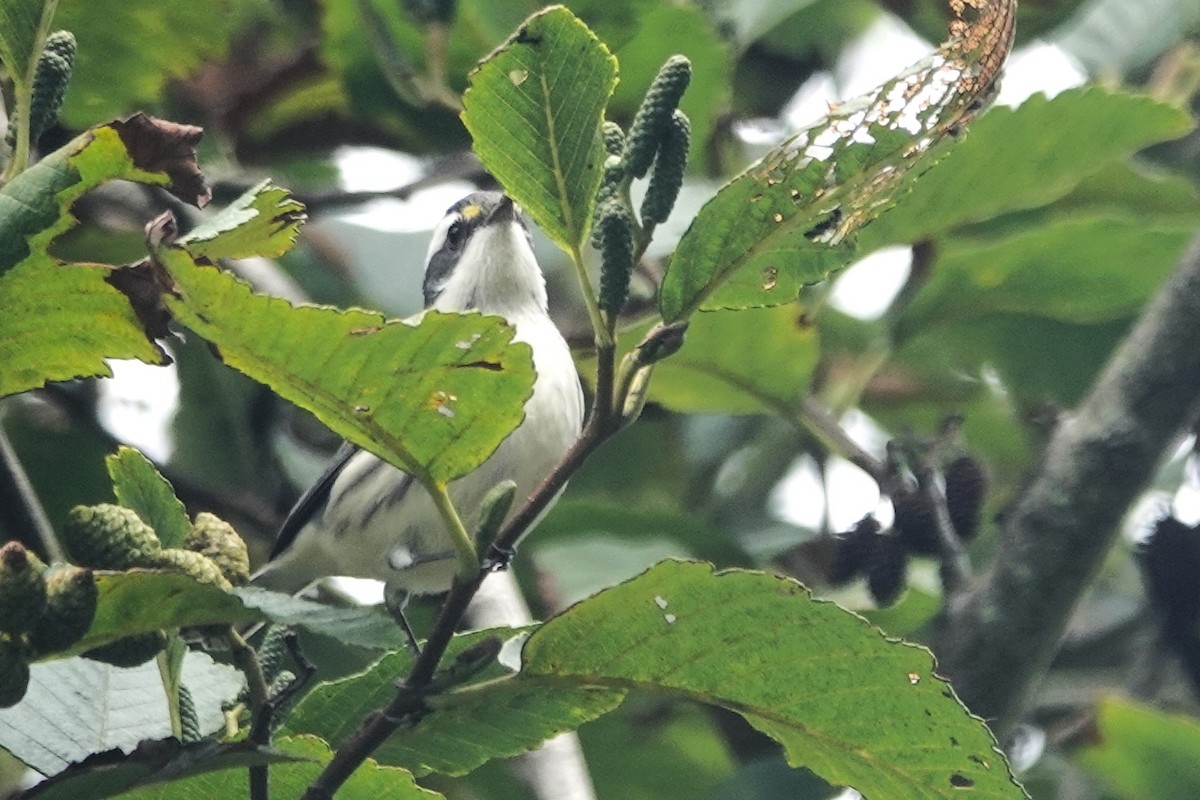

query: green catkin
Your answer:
[257,624,290,684]
[0,542,47,635]
[64,504,161,570]
[602,121,625,157]
[596,200,635,314]
[640,110,691,224]
[28,565,98,654]
[591,154,625,248]
[179,685,201,742]
[148,548,233,591]
[185,513,251,586]
[6,31,76,147]
[623,55,691,179]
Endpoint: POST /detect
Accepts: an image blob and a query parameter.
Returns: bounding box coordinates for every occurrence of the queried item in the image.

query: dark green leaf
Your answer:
[522,560,1027,799]
[462,5,618,253]
[285,627,623,777]
[233,588,407,651]
[896,216,1196,337]
[154,238,535,485]
[105,447,191,550]
[0,0,51,88]
[23,740,302,800]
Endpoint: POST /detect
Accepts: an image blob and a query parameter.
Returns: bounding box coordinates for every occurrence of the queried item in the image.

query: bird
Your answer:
[251,191,585,641]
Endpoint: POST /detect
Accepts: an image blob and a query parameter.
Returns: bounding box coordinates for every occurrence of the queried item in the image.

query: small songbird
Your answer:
[252,192,585,628]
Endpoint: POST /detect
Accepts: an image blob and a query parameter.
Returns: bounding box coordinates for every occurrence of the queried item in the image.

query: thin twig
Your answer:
[795,395,892,490]
[0,422,64,560]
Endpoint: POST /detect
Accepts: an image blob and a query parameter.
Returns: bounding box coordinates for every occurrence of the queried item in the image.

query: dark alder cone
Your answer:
[828,515,881,586]
[867,531,908,607]
[892,490,941,556]
[0,541,48,635]
[1138,515,1200,698]
[944,455,988,542]
[0,636,30,708]
[1139,515,1200,626]
[28,565,98,654]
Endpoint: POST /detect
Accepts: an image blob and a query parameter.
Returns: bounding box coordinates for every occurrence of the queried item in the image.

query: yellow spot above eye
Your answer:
[460,204,483,221]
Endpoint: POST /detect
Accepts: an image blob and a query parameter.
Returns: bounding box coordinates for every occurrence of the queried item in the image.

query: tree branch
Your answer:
[931,232,1200,732]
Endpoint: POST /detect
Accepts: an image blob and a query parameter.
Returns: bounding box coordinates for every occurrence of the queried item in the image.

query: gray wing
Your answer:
[271,441,359,558]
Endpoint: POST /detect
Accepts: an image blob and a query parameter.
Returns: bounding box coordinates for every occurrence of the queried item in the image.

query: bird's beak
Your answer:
[487,195,517,225]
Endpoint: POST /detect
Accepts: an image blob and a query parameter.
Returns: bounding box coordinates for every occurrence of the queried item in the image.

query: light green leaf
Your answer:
[659,1,1015,320]
[896,216,1197,338]
[645,303,819,414]
[462,5,618,253]
[0,115,209,398]
[115,735,441,800]
[105,447,191,550]
[522,560,1027,800]
[861,88,1195,249]
[180,180,307,262]
[285,628,623,777]
[1077,695,1200,799]
[0,651,242,777]
[153,236,535,485]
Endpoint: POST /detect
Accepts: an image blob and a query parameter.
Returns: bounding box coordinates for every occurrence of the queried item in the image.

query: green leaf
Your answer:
[860,89,1195,249]
[896,216,1196,338]
[179,180,307,262]
[286,628,623,777]
[462,5,618,253]
[105,447,191,550]
[1077,695,1200,799]
[0,115,209,398]
[0,651,242,776]
[21,740,302,800]
[658,2,1014,321]
[152,237,535,485]
[644,303,819,414]
[0,0,52,89]
[63,572,261,657]
[233,588,408,651]
[114,735,442,800]
[522,560,1026,800]
[52,0,244,129]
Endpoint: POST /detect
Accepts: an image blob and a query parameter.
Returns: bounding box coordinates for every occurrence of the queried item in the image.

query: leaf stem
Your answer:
[571,243,611,347]
[0,0,59,183]
[429,480,480,579]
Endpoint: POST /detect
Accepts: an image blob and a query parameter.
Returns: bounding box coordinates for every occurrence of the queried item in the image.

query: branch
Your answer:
[0,421,64,560]
[931,232,1200,732]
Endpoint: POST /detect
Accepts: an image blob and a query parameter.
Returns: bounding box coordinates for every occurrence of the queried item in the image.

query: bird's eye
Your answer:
[445,220,465,250]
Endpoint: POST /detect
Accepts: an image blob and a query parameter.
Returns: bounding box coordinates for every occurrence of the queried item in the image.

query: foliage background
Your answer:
[3,0,1200,798]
